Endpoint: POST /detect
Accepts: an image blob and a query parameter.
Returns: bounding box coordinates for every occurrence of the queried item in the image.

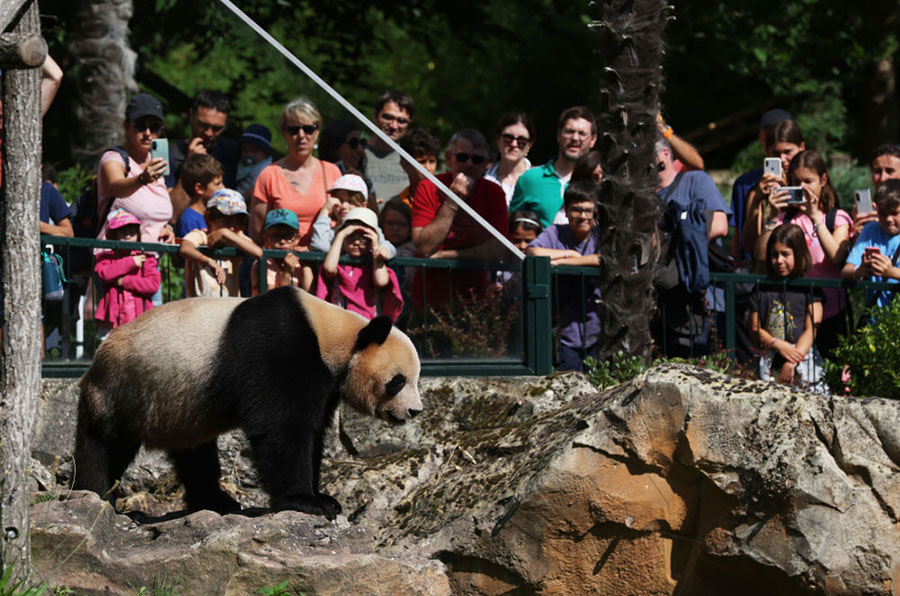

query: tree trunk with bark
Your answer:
[589,0,670,362]
[863,56,898,158]
[0,0,43,580]
[68,0,136,163]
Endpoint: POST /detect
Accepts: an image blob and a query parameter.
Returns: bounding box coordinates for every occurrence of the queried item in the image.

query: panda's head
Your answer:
[344,316,423,424]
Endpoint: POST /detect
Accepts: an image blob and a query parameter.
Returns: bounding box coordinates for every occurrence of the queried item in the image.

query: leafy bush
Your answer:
[584,346,755,390]
[407,286,519,358]
[826,298,900,398]
[583,351,648,390]
[55,163,94,205]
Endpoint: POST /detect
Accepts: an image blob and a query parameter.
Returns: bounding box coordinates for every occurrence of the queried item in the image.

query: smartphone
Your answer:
[864,246,881,260]
[854,189,874,216]
[764,157,782,179]
[777,186,805,205]
[150,138,170,176]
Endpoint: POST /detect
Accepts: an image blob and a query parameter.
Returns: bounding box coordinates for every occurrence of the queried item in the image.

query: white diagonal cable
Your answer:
[218,0,524,260]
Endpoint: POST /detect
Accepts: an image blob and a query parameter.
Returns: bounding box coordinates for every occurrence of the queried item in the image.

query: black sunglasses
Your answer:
[285,123,320,136]
[132,119,163,134]
[455,153,486,165]
[501,133,531,146]
[346,137,367,150]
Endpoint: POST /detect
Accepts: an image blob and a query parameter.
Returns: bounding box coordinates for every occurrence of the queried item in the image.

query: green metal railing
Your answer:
[38,236,554,378]
[36,235,899,377]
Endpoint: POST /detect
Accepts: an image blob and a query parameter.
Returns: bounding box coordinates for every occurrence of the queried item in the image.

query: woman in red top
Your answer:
[250,97,341,246]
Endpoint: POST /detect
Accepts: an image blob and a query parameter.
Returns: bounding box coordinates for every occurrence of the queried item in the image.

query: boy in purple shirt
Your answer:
[526,180,602,371]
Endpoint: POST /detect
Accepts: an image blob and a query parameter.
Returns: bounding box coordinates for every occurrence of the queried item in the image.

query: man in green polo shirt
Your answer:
[509,106,598,228]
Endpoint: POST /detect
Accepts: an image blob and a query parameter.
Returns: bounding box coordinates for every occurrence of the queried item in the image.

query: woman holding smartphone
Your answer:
[95,92,174,246]
[741,120,806,260]
[752,149,852,358]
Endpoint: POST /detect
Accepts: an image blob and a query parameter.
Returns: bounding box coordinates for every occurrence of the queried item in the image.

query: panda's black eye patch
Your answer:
[385,374,406,396]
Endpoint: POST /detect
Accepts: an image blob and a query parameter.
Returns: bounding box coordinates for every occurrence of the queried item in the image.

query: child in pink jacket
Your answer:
[95,208,161,333]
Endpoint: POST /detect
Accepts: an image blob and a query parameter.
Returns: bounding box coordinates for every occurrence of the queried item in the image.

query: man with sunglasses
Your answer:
[365,90,415,202]
[510,106,598,229]
[411,128,508,311]
[167,90,241,224]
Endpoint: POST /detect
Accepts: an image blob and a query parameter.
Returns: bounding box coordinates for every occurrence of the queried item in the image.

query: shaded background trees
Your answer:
[36,0,899,180]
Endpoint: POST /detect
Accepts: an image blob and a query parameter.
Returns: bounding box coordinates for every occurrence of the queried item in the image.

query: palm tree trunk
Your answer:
[590,0,670,362]
[68,0,137,163]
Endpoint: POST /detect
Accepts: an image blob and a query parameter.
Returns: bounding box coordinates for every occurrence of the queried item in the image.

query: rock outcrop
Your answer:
[32,365,900,595]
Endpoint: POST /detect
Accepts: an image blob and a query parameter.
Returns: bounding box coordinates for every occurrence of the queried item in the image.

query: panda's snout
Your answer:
[407,407,422,419]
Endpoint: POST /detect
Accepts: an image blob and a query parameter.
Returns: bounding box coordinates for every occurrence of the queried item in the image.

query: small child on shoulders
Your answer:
[310,174,395,257]
[749,223,827,394]
[94,209,161,333]
[180,189,262,297]
[316,207,403,321]
[176,154,224,238]
[842,179,900,311]
[252,208,312,295]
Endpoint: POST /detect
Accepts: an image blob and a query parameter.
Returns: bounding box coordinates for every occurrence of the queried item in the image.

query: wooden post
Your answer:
[0,0,29,37]
[0,33,47,69]
[0,0,42,581]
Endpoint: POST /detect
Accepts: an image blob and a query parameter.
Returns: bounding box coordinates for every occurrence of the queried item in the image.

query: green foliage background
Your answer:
[826,297,900,399]
[38,0,900,190]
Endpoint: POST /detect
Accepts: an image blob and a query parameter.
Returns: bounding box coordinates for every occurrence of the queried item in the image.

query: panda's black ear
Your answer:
[354,316,393,351]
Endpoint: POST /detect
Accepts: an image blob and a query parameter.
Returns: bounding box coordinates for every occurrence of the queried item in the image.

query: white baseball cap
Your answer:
[329,174,368,195]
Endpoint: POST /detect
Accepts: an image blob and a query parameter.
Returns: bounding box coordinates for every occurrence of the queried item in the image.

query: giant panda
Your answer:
[73,286,422,520]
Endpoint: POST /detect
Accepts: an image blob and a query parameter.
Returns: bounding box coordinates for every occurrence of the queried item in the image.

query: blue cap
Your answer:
[265,208,299,231]
[240,123,272,153]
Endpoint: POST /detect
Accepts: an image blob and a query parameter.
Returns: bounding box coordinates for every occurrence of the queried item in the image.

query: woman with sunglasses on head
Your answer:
[250,97,341,246]
[95,93,174,246]
[484,112,535,206]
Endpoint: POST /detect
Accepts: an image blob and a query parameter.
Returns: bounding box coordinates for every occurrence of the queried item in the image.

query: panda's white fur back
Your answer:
[83,298,243,448]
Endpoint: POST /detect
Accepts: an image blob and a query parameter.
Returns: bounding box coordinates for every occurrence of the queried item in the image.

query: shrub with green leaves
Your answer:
[583,351,648,390]
[825,298,900,399]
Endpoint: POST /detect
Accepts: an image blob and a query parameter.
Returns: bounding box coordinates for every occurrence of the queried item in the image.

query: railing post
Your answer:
[523,255,552,375]
[724,277,736,351]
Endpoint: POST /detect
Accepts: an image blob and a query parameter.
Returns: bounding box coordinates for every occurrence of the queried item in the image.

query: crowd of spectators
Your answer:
[30,80,900,382]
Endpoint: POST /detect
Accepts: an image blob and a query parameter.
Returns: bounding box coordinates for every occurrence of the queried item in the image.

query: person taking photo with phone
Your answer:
[751,150,852,358]
[96,92,174,247]
[742,120,806,260]
[843,179,900,313]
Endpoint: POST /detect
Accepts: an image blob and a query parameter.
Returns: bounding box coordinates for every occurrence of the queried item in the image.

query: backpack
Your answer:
[68,147,130,276]
[654,173,710,295]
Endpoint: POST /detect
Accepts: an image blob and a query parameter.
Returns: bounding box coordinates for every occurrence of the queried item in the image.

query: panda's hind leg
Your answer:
[169,441,241,514]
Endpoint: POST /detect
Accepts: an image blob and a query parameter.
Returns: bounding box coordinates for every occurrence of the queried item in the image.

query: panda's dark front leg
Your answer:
[73,417,140,502]
[249,427,342,520]
[169,441,241,514]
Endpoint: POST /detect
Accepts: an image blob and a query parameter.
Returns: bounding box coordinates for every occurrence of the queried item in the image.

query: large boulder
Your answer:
[33,365,900,594]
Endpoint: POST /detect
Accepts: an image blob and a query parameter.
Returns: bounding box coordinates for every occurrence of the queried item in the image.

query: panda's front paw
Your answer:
[272,493,343,520]
[314,492,342,518]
